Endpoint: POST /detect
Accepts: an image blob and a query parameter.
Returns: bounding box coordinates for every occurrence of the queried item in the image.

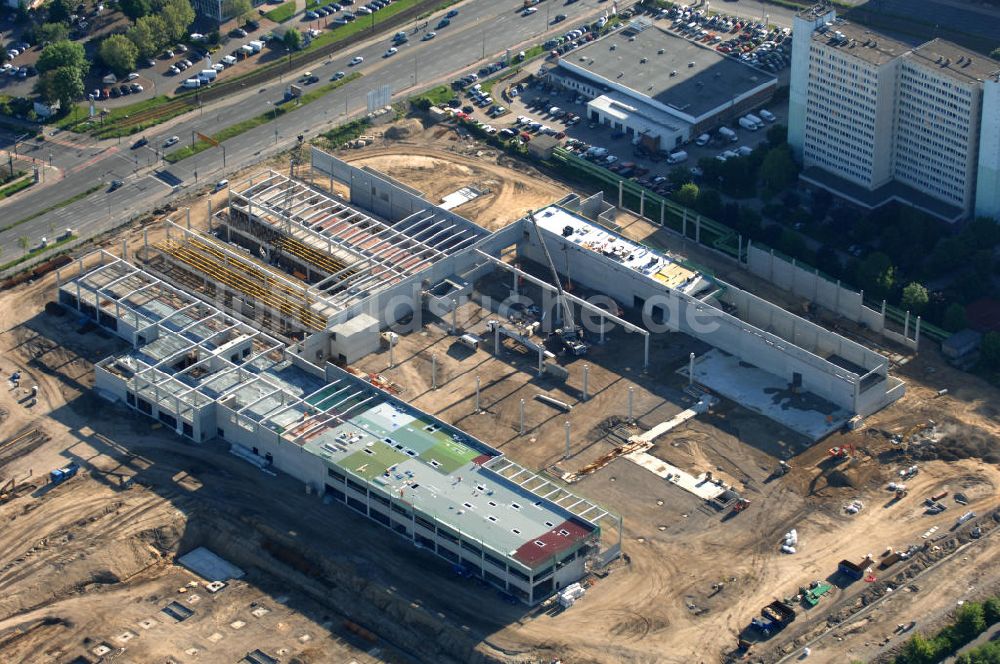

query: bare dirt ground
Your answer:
[0,123,998,664]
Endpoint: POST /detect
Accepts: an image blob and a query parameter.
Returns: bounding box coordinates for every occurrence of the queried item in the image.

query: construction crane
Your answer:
[527,211,586,356]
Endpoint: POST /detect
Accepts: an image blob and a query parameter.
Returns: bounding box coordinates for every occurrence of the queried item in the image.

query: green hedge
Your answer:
[0,177,34,200]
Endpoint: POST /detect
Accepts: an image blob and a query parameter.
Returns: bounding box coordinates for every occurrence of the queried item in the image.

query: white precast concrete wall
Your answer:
[512,223,898,414]
[745,241,918,350]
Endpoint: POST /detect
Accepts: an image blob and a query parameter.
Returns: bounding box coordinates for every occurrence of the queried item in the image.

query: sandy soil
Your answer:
[0,123,998,664]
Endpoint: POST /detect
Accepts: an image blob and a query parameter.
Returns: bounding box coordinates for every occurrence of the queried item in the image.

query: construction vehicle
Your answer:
[49,462,79,485]
[827,444,854,462]
[527,211,587,357]
[750,600,796,637]
[731,498,751,514]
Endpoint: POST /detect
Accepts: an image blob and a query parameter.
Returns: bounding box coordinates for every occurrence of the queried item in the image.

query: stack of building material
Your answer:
[558,583,586,608]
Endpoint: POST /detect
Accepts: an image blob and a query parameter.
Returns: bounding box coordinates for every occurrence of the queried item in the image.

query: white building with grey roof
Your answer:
[789,5,1000,222]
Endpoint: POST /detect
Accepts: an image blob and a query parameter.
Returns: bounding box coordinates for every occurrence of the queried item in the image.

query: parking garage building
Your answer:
[546,19,777,152]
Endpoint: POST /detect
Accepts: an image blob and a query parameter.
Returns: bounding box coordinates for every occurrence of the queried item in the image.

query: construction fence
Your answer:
[549,147,948,349]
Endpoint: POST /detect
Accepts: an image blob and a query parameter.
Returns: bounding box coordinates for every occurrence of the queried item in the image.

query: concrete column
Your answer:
[639,189,645,218]
[431,354,438,389]
[143,228,148,254]
[513,264,519,297]
[659,202,665,226]
[388,337,395,368]
[695,216,701,244]
[537,346,543,375]
[451,298,458,334]
[121,238,127,259]
[475,375,480,412]
[494,324,501,355]
[904,310,910,339]
[738,235,743,263]
[618,180,623,208]
[519,398,525,434]
[627,386,634,422]
[207,199,213,228]
[682,209,688,238]
[915,316,921,352]
[643,332,650,369]
[564,421,571,460]
[186,207,191,228]
[689,352,695,386]
[582,364,589,401]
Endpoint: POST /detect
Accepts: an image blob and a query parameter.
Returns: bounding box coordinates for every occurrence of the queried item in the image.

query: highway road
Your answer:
[0,0,805,273]
[0,0,627,271]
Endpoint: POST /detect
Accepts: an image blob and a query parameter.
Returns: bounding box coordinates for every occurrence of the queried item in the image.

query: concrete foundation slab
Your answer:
[178,547,246,582]
[685,349,849,441]
[624,450,727,500]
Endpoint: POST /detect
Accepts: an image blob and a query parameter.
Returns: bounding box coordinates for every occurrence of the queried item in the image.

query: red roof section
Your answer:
[511,518,594,568]
[471,454,493,466]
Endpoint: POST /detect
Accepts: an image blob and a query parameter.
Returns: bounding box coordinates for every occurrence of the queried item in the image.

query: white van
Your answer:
[759,109,776,123]
[458,334,480,350]
[667,150,688,164]
[694,133,710,146]
[182,78,201,89]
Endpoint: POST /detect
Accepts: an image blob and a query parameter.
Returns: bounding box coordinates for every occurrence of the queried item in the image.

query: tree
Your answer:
[47,0,73,23]
[283,27,303,51]
[36,22,70,44]
[984,596,1000,625]
[855,251,895,300]
[35,65,84,107]
[161,0,196,42]
[674,182,699,208]
[99,35,139,77]
[766,123,787,148]
[955,601,988,642]
[37,40,88,76]
[900,632,938,664]
[222,0,253,23]
[991,46,1000,61]
[120,0,152,21]
[128,15,169,59]
[16,236,28,255]
[942,303,967,332]
[759,144,798,196]
[667,165,691,188]
[901,282,928,314]
[982,331,1000,368]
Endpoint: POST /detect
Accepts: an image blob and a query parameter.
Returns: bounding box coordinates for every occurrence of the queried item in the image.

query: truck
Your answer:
[197,69,217,82]
[718,126,737,142]
[667,150,688,164]
[50,463,79,485]
[247,40,264,53]
[738,116,759,131]
[750,600,796,637]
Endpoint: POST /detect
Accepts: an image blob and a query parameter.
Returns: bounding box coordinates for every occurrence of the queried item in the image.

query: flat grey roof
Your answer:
[565,26,775,118]
[907,38,1000,83]
[810,22,912,66]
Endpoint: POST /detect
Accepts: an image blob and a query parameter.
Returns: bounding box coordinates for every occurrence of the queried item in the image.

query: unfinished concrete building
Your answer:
[56,251,609,605]
[56,146,905,603]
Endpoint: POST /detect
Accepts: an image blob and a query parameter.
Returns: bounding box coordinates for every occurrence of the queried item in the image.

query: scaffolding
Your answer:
[152,226,332,333]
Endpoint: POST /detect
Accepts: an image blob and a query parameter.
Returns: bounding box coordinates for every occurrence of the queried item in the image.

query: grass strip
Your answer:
[0,234,76,273]
[0,177,35,200]
[265,0,297,22]
[0,184,103,233]
[307,0,425,50]
[314,117,371,148]
[165,72,362,162]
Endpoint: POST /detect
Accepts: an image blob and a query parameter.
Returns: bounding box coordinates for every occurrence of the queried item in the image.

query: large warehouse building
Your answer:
[57,148,904,602]
[789,5,1000,222]
[546,19,778,152]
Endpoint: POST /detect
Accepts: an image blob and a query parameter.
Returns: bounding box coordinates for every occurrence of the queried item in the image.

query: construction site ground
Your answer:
[0,117,997,664]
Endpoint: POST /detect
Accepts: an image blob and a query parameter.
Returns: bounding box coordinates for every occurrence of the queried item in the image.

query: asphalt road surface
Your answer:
[0,0,631,270]
[0,0,809,269]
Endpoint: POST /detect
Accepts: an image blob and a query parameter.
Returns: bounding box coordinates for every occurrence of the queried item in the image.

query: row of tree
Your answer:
[895,597,1000,664]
